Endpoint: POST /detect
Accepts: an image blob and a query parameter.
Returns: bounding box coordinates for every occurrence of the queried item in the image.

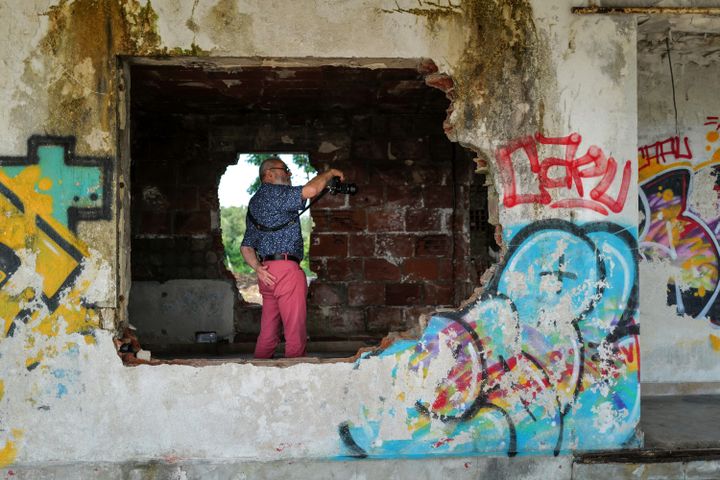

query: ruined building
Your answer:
[0,0,719,477]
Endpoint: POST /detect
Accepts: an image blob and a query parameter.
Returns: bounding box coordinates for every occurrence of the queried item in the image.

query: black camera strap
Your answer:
[247,188,330,232]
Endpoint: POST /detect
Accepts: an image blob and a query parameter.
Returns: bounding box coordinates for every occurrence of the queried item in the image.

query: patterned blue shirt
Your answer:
[241,183,306,259]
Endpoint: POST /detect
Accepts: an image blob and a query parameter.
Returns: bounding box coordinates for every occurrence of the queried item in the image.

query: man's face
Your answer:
[266,161,292,186]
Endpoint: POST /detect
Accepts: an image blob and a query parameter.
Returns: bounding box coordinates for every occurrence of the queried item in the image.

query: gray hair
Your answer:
[259,156,283,181]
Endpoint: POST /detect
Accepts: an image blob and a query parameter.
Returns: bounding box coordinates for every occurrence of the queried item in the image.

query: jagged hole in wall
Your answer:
[124,58,497,363]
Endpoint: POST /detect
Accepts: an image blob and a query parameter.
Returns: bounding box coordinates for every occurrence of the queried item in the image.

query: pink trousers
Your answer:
[254,260,308,358]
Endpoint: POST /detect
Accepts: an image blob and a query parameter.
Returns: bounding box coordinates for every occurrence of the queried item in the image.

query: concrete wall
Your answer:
[638,15,720,385]
[0,0,639,466]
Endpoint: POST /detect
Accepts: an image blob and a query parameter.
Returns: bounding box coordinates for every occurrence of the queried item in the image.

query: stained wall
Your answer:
[0,0,640,466]
[638,15,720,385]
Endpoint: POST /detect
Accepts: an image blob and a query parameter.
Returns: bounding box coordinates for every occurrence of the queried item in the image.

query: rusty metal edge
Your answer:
[575,447,720,464]
[572,6,720,15]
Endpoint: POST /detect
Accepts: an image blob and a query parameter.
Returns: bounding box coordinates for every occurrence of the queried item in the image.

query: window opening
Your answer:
[219,153,317,306]
[122,58,494,365]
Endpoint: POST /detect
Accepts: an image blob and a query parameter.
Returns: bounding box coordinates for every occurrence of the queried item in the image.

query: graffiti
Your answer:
[638,136,692,171]
[705,116,720,131]
[339,220,639,457]
[0,135,111,232]
[639,118,720,325]
[0,136,112,467]
[639,169,720,322]
[496,133,632,216]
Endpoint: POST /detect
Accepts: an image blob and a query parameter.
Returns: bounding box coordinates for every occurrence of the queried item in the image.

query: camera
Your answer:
[327,176,358,195]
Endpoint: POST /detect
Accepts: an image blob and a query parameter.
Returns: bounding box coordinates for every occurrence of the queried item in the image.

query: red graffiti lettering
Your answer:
[638,136,693,171]
[496,133,631,215]
[619,344,634,364]
[704,116,720,130]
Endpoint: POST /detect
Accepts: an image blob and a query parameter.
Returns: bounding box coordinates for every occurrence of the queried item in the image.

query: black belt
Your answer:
[261,254,300,264]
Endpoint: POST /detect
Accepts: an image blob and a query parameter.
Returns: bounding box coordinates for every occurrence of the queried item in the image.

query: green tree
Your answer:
[220,205,254,274]
[245,153,314,195]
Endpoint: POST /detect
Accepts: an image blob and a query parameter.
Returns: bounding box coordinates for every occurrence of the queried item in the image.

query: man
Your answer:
[241,156,344,358]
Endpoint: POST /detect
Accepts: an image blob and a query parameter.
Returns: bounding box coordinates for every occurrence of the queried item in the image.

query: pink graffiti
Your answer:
[496,133,631,216]
[638,136,692,171]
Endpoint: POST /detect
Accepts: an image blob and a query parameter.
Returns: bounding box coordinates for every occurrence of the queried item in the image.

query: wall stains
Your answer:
[452,0,546,143]
[205,0,255,53]
[340,219,639,457]
[379,0,463,32]
[11,0,163,154]
[380,0,546,146]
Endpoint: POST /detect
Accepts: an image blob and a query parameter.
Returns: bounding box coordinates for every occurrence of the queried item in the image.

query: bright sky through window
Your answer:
[218,154,312,208]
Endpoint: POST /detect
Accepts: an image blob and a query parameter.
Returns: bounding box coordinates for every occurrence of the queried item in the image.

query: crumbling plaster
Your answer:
[0,0,642,466]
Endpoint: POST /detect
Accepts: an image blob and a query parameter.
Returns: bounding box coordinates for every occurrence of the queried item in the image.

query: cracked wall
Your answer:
[0,0,639,466]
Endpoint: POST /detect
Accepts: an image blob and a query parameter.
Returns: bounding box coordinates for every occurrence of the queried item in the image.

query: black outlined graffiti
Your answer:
[340,220,639,458]
[0,135,112,233]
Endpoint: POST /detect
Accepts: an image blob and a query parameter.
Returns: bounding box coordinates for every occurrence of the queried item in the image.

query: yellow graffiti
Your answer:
[0,441,17,468]
[0,430,23,468]
[639,128,720,182]
[710,334,720,352]
[0,167,95,338]
[0,161,101,468]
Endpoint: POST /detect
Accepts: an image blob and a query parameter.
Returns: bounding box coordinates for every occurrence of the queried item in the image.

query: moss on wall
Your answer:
[11,0,166,154]
[452,0,548,143]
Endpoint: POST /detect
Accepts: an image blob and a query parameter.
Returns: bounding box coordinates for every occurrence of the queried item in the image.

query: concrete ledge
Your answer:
[0,456,573,480]
[642,382,720,396]
[573,459,720,479]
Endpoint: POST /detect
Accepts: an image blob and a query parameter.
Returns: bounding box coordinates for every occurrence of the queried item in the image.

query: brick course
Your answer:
[131,89,485,340]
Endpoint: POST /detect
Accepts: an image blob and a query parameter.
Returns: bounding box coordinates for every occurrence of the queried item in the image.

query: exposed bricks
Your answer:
[310,234,348,257]
[139,211,171,235]
[367,210,404,232]
[312,209,367,232]
[418,58,439,75]
[423,282,454,306]
[174,212,210,234]
[348,282,385,306]
[385,185,422,205]
[416,235,452,256]
[349,234,375,257]
[367,306,405,333]
[364,258,401,282]
[406,209,441,232]
[385,283,422,306]
[375,234,415,258]
[402,258,440,281]
[350,184,384,209]
[423,187,454,209]
[131,93,481,339]
[326,258,364,281]
[425,73,454,94]
[309,282,347,306]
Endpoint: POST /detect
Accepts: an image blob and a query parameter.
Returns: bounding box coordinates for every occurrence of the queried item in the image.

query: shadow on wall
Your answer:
[339,220,640,458]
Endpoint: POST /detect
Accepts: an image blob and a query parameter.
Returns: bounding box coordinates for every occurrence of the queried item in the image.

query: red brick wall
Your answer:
[131,109,480,339]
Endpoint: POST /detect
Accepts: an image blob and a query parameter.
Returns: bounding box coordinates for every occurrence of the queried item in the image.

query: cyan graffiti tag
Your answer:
[339,220,639,458]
